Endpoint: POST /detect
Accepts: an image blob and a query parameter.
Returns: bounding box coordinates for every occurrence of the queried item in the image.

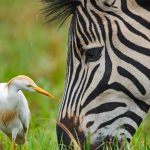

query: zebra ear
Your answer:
[41,0,81,25]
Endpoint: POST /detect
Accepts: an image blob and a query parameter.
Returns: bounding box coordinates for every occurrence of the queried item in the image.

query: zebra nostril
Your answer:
[57,122,73,149]
[86,121,94,128]
[104,0,116,6]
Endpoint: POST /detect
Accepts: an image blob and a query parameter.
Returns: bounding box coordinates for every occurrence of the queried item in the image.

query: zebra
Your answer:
[42,0,150,149]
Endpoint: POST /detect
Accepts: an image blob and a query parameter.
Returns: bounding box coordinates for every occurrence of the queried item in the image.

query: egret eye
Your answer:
[27,85,32,87]
[85,46,104,63]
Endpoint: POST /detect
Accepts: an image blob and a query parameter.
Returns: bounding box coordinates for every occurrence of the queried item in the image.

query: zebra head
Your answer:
[42,0,150,149]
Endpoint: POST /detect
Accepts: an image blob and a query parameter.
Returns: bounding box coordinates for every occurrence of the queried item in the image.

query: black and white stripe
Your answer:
[42,0,150,149]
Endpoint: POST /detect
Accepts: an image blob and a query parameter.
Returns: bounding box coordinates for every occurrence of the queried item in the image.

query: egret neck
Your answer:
[6,82,22,108]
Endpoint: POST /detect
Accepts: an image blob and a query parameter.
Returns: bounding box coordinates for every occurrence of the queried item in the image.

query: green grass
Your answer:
[0,0,150,149]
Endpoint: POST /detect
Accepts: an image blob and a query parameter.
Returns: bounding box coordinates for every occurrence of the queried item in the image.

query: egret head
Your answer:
[8,75,54,98]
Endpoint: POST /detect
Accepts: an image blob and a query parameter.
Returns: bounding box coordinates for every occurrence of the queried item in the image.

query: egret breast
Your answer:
[0,109,18,125]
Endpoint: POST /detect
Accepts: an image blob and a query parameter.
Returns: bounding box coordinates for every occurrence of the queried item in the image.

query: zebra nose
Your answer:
[57,121,84,149]
[57,123,72,149]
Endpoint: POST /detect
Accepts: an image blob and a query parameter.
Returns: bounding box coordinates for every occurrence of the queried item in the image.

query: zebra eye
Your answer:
[85,47,103,63]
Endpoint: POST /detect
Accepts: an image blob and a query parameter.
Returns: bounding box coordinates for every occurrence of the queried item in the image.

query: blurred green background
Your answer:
[0,0,150,149]
[0,0,69,149]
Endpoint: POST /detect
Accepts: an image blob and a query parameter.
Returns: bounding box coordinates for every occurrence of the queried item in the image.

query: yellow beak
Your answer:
[33,86,55,99]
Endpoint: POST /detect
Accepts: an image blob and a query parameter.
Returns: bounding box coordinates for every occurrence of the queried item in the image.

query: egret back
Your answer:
[0,83,8,106]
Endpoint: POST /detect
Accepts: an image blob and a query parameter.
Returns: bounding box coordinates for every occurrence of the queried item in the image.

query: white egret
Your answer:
[0,75,54,150]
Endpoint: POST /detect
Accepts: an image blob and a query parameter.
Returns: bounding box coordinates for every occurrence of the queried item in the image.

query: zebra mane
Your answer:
[42,0,80,25]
